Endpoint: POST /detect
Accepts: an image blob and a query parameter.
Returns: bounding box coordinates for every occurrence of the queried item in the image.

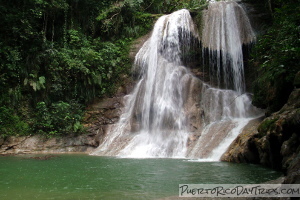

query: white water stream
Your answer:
[92,1,262,161]
[92,9,197,158]
[202,1,256,93]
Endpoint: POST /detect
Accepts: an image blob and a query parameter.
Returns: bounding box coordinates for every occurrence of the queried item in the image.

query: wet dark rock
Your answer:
[283,152,300,184]
[222,88,300,182]
[185,78,204,134]
[221,117,263,163]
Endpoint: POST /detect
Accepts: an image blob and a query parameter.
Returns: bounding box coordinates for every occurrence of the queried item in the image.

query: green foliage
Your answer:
[0,0,133,106]
[24,75,46,92]
[41,36,131,103]
[0,0,207,137]
[0,106,30,136]
[96,0,208,38]
[34,101,84,136]
[96,1,155,38]
[251,1,300,112]
[141,0,206,13]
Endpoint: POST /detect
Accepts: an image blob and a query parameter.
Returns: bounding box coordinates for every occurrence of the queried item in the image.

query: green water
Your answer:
[0,154,281,200]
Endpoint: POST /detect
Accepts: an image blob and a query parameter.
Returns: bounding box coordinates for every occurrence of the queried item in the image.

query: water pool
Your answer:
[0,154,281,200]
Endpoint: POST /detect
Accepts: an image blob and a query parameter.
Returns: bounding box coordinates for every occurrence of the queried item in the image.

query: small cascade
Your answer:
[187,1,261,160]
[92,9,199,158]
[187,84,262,160]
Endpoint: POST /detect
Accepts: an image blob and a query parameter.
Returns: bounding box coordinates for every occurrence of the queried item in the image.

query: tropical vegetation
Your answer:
[0,0,206,137]
[250,0,300,113]
[0,0,299,137]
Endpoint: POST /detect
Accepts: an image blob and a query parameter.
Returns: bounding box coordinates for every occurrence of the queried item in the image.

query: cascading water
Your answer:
[92,1,262,160]
[187,1,262,160]
[92,9,199,158]
[201,0,256,94]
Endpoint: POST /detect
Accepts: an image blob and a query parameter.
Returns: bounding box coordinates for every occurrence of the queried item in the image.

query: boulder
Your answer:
[283,152,300,184]
[221,117,262,163]
[222,88,300,175]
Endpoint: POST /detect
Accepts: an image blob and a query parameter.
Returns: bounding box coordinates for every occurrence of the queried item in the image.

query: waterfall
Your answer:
[92,1,262,160]
[187,1,261,160]
[201,1,255,93]
[92,9,198,158]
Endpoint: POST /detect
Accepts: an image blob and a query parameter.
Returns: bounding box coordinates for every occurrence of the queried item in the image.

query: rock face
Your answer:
[221,117,263,163]
[0,134,98,154]
[283,153,300,184]
[83,96,124,144]
[221,88,300,183]
[129,33,151,62]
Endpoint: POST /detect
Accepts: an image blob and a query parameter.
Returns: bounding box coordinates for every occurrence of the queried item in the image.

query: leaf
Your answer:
[24,78,28,86]
[30,81,37,91]
[38,76,46,90]
[39,76,46,85]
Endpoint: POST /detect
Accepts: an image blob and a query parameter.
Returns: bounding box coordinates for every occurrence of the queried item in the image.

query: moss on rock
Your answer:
[222,89,300,177]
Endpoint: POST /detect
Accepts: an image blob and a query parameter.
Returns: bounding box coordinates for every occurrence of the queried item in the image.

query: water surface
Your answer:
[0,154,281,200]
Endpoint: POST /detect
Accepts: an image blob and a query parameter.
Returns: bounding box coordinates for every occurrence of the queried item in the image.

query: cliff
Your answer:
[222,75,300,183]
